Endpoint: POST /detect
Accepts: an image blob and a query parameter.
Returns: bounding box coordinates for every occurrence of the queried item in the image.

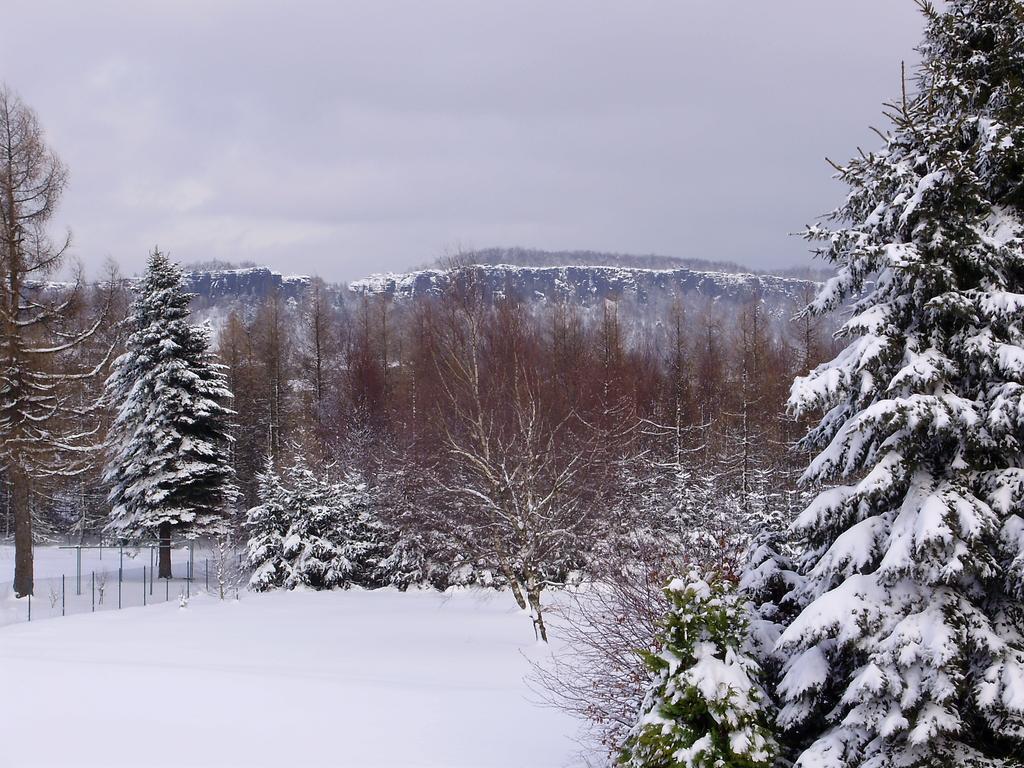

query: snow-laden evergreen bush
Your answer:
[243,460,390,591]
[377,530,433,590]
[620,574,777,768]
[244,460,291,592]
[739,509,803,684]
[333,471,390,588]
[778,2,1024,765]
[104,249,235,547]
[280,463,349,590]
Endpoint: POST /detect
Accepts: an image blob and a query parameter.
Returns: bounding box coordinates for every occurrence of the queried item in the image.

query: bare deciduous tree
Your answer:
[424,269,616,641]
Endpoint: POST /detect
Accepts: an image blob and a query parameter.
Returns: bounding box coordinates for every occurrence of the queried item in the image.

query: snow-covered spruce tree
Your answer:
[377,528,432,590]
[739,507,803,696]
[333,471,390,588]
[244,458,291,592]
[779,2,1024,765]
[104,249,236,577]
[620,573,777,768]
[259,461,390,591]
[280,462,345,590]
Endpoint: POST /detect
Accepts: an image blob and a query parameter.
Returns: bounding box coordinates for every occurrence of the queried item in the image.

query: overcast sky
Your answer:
[2,1,925,281]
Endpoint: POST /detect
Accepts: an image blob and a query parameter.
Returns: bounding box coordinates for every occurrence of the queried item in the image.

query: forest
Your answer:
[1,240,835,627]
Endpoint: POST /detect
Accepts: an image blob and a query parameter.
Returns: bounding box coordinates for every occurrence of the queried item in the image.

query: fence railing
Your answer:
[0,547,247,628]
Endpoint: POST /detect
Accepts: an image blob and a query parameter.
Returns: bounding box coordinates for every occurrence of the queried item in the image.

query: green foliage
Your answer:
[620,574,776,768]
[244,458,390,591]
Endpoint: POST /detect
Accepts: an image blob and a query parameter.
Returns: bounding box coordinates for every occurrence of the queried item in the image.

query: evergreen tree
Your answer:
[104,249,236,577]
[780,2,1024,765]
[244,458,291,592]
[739,508,803,716]
[620,573,777,768]
[248,460,391,592]
[377,529,433,590]
[333,471,390,588]
[280,462,346,590]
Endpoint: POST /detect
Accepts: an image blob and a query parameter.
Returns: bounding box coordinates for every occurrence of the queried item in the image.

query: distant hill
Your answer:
[350,264,816,318]
[441,247,833,282]
[177,251,824,329]
[184,266,310,307]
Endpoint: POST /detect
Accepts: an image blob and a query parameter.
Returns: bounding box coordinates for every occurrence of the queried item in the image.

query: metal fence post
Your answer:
[27,592,31,622]
[91,571,95,612]
[62,575,65,617]
[118,567,122,610]
[205,559,209,591]
[165,576,169,602]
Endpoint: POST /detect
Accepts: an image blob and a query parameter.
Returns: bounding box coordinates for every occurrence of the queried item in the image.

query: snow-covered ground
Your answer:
[0,585,582,768]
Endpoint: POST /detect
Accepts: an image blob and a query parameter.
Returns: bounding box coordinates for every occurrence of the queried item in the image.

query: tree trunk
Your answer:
[11,466,33,598]
[495,551,527,610]
[505,581,528,610]
[526,576,548,643]
[158,521,173,578]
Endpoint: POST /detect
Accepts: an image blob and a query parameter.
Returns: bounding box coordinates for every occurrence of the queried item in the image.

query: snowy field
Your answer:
[0,585,582,768]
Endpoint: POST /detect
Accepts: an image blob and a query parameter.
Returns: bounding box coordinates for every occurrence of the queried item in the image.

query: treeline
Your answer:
[220,275,833,499]
[1,82,837,622]
[2,269,835,567]
[214,269,835,634]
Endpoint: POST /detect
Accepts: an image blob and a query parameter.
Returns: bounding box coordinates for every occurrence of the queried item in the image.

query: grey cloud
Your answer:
[2,0,925,280]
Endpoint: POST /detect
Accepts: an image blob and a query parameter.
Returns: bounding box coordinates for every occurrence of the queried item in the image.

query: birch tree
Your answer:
[427,271,613,641]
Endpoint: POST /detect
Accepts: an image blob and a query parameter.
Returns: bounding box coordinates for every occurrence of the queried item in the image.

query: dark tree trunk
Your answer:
[158,521,173,578]
[12,467,33,598]
[526,572,548,643]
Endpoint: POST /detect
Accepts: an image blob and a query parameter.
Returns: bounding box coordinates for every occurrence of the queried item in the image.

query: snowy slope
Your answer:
[0,587,582,768]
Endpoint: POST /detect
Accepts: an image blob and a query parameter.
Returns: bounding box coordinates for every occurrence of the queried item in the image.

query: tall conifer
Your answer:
[779,3,1024,765]
[104,249,236,576]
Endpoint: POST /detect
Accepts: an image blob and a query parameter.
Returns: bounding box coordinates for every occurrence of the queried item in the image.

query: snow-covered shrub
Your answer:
[280,463,348,590]
[332,472,389,588]
[530,540,675,760]
[532,449,805,761]
[376,529,433,590]
[620,573,776,768]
